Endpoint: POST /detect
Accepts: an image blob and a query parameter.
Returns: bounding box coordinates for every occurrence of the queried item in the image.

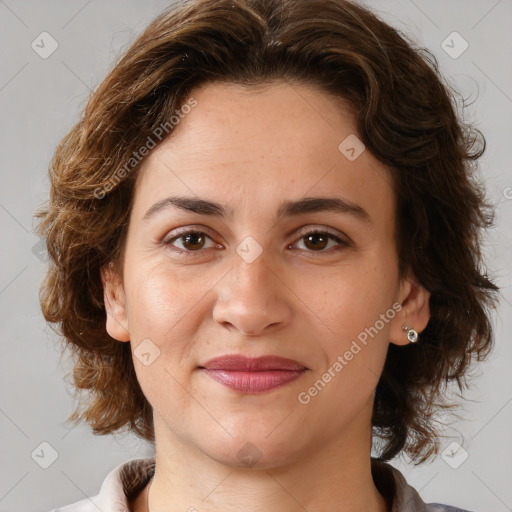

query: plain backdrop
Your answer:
[0,1,511,511]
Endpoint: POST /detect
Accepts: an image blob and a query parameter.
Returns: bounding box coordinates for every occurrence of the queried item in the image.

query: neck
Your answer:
[131,409,389,512]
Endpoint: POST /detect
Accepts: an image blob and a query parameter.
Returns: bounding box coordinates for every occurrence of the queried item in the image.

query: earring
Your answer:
[402,324,418,343]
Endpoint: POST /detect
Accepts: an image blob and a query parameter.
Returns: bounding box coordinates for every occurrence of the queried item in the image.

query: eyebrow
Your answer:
[142,195,371,223]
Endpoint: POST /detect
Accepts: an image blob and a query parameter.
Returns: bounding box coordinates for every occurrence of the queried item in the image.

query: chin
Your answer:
[202,433,306,470]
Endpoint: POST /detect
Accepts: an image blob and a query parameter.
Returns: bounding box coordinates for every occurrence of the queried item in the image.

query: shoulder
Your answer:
[426,505,475,512]
[47,501,96,512]
[46,457,155,512]
[371,459,476,512]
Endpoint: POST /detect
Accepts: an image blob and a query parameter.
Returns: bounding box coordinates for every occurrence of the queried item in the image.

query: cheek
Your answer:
[125,261,201,335]
[302,263,396,413]
[304,260,398,401]
[308,257,397,341]
[123,259,227,372]
[123,263,203,409]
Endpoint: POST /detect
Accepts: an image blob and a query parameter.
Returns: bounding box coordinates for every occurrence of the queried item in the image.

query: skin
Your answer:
[102,81,430,512]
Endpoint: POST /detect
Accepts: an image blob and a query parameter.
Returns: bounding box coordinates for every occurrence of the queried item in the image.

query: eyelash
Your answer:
[162,227,351,257]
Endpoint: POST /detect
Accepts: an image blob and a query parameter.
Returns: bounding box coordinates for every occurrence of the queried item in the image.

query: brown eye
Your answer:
[163,230,217,253]
[303,232,329,251]
[181,232,207,251]
[292,230,350,253]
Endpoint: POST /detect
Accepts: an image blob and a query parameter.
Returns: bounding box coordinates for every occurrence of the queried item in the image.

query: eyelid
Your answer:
[288,227,351,253]
[162,225,351,254]
[162,225,218,241]
[293,225,349,242]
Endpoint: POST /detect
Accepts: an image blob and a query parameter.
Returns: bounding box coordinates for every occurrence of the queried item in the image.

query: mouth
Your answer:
[199,354,308,393]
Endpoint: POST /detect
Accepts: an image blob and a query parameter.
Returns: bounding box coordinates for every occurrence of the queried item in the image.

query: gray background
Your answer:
[0,1,511,510]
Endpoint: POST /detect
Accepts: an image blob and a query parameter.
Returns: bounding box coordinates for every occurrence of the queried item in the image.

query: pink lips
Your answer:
[200,355,308,393]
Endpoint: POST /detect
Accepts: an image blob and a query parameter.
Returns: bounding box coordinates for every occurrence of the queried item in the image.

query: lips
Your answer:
[200,354,307,371]
[199,354,308,393]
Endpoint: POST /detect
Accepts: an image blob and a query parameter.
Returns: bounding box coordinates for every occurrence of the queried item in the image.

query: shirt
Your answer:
[48,457,474,512]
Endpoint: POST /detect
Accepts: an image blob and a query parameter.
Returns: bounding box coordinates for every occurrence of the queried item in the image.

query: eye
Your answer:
[163,230,219,254]
[290,229,350,253]
[162,227,350,256]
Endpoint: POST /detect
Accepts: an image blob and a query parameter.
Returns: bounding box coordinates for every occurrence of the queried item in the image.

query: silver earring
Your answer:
[402,324,418,343]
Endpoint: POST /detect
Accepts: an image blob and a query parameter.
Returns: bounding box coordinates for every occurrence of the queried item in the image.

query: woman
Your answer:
[36,0,499,510]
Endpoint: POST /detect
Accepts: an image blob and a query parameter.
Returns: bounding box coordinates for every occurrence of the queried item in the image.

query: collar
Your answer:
[52,456,433,512]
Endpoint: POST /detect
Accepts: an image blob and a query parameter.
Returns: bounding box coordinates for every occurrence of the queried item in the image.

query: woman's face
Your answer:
[103,81,429,468]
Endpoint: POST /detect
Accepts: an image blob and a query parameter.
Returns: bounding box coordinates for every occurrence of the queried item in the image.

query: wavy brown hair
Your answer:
[34,0,499,463]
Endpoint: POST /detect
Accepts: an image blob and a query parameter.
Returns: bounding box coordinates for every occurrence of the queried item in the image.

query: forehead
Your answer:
[131,81,395,227]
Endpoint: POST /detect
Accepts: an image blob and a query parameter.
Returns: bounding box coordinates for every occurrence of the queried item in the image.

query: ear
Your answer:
[101,262,130,342]
[389,271,431,346]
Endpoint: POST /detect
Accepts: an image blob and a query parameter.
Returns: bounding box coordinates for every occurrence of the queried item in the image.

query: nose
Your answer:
[212,254,293,337]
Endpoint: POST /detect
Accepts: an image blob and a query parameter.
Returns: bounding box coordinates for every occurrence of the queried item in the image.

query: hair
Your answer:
[34,0,500,464]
